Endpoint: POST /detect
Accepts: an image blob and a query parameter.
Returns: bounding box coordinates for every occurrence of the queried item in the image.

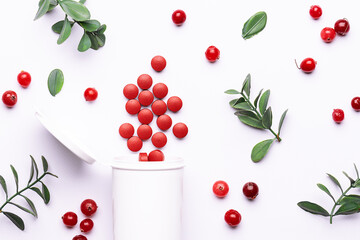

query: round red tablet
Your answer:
[151,132,167,148]
[139,153,148,162]
[138,109,153,124]
[167,96,183,112]
[151,100,167,116]
[137,124,153,140]
[151,56,167,72]
[119,123,135,139]
[137,74,153,90]
[127,136,143,152]
[152,83,168,99]
[173,122,188,138]
[123,84,139,99]
[157,115,172,131]
[138,90,154,106]
[125,99,141,115]
[148,150,165,161]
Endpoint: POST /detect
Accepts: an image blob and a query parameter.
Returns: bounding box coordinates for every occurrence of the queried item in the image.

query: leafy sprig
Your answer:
[298,164,360,224]
[225,74,288,162]
[0,156,58,230]
[34,0,106,52]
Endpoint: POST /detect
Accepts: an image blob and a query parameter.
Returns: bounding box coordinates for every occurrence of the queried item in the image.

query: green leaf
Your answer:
[297,201,330,216]
[0,175,8,199]
[95,33,106,47]
[30,156,39,179]
[327,173,343,193]
[79,0,86,3]
[339,195,360,205]
[251,138,275,162]
[343,171,355,184]
[48,69,64,97]
[241,74,251,97]
[355,164,359,179]
[57,17,72,45]
[9,202,36,217]
[234,109,260,120]
[225,89,240,95]
[259,90,270,115]
[242,11,267,40]
[335,202,360,216]
[253,89,263,109]
[87,32,99,50]
[30,187,45,202]
[28,159,35,186]
[262,107,272,129]
[42,156,48,172]
[97,24,106,34]
[231,97,245,107]
[78,20,101,32]
[59,0,91,21]
[278,109,288,136]
[10,165,19,192]
[52,20,75,34]
[317,183,336,203]
[3,212,25,230]
[47,172,59,178]
[34,0,50,20]
[232,102,252,110]
[21,195,38,218]
[41,183,50,204]
[237,115,265,129]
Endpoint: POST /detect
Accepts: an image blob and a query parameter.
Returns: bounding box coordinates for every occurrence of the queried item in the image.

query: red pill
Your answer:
[139,153,148,162]
[123,84,139,99]
[127,136,143,152]
[125,99,141,115]
[167,96,183,112]
[157,115,172,131]
[152,83,168,99]
[152,132,167,148]
[152,100,167,116]
[137,74,153,90]
[148,150,165,161]
[137,124,153,140]
[138,109,153,124]
[151,56,167,72]
[173,123,188,138]
[119,123,135,138]
[138,90,154,106]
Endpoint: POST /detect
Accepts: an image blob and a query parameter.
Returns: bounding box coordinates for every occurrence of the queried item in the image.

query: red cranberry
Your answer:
[242,182,259,200]
[212,180,229,198]
[172,10,186,26]
[17,71,31,88]
[2,90,17,108]
[309,5,322,19]
[224,209,241,227]
[351,97,360,111]
[332,109,344,123]
[73,235,87,240]
[80,199,98,216]
[205,46,220,63]
[80,219,94,233]
[84,88,98,101]
[320,27,336,43]
[62,212,78,227]
[296,58,316,73]
[334,19,350,36]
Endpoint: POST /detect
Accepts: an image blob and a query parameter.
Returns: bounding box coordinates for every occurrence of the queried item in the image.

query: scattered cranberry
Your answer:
[224,209,241,227]
[320,27,336,43]
[137,124,153,140]
[123,84,139,99]
[62,212,78,227]
[119,123,135,139]
[80,199,98,217]
[212,180,229,198]
[152,83,168,99]
[138,90,154,106]
[332,109,344,123]
[84,88,98,101]
[73,235,87,240]
[139,152,148,162]
[172,9,186,26]
[80,218,94,233]
[173,122,188,138]
[138,108,154,125]
[137,74,153,90]
[157,115,172,131]
[296,58,316,73]
[148,150,165,161]
[151,56,167,72]
[17,71,31,88]
[2,90,17,108]
[309,5,322,19]
[334,19,350,36]
[205,46,220,63]
[243,182,259,200]
[152,100,167,116]
[127,136,143,152]
[167,96,183,112]
[125,99,141,115]
[151,132,167,148]
[351,97,360,111]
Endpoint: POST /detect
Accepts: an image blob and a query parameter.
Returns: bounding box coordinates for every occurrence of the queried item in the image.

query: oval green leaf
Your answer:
[233,102,252,110]
[253,89,263,108]
[59,0,90,21]
[21,195,38,217]
[327,173,343,193]
[42,156,48,172]
[225,89,240,95]
[9,202,36,217]
[262,107,272,129]
[259,90,270,115]
[343,171,355,184]
[42,183,50,204]
[297,201,330,216]
[335,202,360,216]
[48,69,64,97]
[31,187,45,201]
[95,33,106,47]
[339,195,360,205]
[34,0,50,20]
[242,11,267,40]
[0,175,8,199]
[10,165,19,192]
[87,32,99,50]
[251,138,275,162]
[3,212,25,230]
[30,155,39,179]
[97,24,107,34]
[78,20,101,32]
[234,109,259,120]
[57,17,72,45]
[278,109,288,136]
[317,183,335,203]
[241,74,251,97]
[237,115,265,129]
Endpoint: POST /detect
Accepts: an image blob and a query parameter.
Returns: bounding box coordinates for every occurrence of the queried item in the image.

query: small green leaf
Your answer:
[10,165,19,192]
[3,212,25,230]
[253,89,263,108]
[343,171,355,184]
[59,0,91,21]
[259,90,270,115]
[78,20,101,32]
[335,202,360,216]
[42,156,48,172]
[225,89,240,95]
[28,160,35,186]
[30,156,39,179]
[30,187,45,202]
[262,107,273,129]
[317,183,336,203]
[230,97,245,107]
[52,20,75,34]
[79,0,86,3]
[48,69,64,97]
[87,32,99,50]
[355,164,359,179]
[241,74,251,97]
[57,17,72,45]
[242,11,267,40]
[34,0,50,20]
[278,109,288,136]
[234,110,260,120]
[0,175,8,199]
[39,0,58,12]
[327,173,343,193]
[339,195,360,205]
[9,202,36,217]
[47,172,59,178]
[237,115,265,129]
[97,24,106,34]
[251,139,275,162]
[297,201,330,216]
[41,183,50,204]
[21,195,38,218]
[232,102,252,110]
[95,33,105,47]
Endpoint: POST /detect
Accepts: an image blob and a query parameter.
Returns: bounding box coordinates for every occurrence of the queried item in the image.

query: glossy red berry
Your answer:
[296,58,316,73]
[125,99,141,115]
[137,74,153,90]
[205,46,220,63]
[17,71,31,88]
[139,152,148,162]
[167,96,183,112]
[62,212,78,227]
[80,199,98,216]
[123,84,139,99]
[157,115,172,131]
[84,88,98,101]
[309,5,322,19]
[80,219,94,233]
[73,235,87,240]
[243,182,259,200]
[173,122,188,138]
[321,27,336,43]
[351,97,360,111]
[2,90,17,108]
[151,56,167,72]
[152,83,168,99]
[172,10,186,26]
[152,100,167,116]
[137,124,153,140]
[151,132,167,148]
[334,19,350,36]
[212,180,229,198]
[332,109,344,123]
[224,209,241,227]
[119,123,135,139]
[148,150,165,161]
[138,90,154,106]
[127,136,143,152]
[138,108,154,125]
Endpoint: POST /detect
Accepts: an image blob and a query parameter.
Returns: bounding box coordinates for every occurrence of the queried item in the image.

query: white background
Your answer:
[1,0,360,239]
